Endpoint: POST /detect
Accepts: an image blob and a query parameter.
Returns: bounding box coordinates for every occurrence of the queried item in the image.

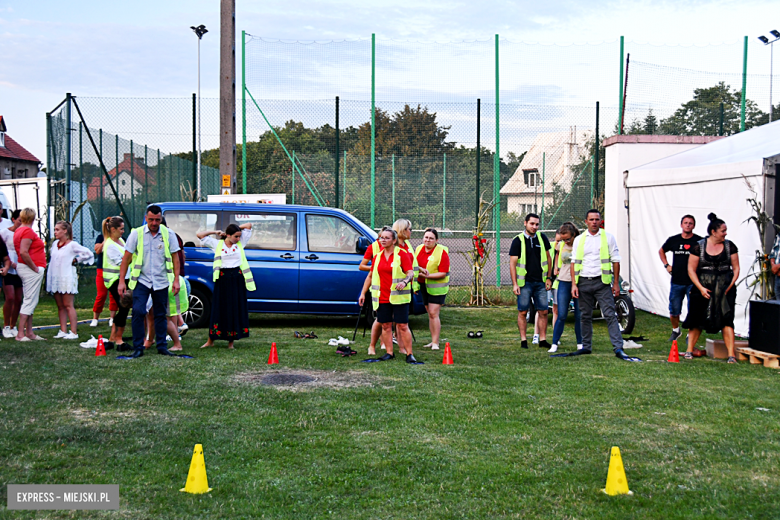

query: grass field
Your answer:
[1,284,779,519]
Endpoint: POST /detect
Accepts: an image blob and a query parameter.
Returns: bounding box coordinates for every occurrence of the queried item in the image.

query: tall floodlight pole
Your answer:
[191,24,208,199]
[758,31,780,122]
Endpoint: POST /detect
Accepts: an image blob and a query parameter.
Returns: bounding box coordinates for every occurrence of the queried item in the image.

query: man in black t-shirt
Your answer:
[658,215,702,342]
[509,213,552,349]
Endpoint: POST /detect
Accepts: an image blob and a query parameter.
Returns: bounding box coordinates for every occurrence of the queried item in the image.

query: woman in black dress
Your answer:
[684,213,740,363]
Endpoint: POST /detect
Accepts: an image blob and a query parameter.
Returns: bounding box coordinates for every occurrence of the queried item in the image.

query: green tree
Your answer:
[659,82,767,136]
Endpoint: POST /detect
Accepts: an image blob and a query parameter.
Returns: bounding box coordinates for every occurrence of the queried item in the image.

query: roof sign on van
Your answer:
[206,194,286,204]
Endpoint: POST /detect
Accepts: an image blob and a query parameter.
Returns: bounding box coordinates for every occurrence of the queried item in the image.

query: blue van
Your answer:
[157,202,377,327]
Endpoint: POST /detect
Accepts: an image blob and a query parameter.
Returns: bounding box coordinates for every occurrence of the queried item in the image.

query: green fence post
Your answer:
[442,153,447,230]
[494,34,501,288]
[741,35,748,132]
[144,145,148,205]
[79,121,83,241]
[99,129,103,224]
[242,30,247,194]
[590,157,594,204]
[541,152,545,228]
[292,150,296,204]
[370,33,376,229]
[130,140,135,224]
[619,36,625,135]
[391,153,395,222]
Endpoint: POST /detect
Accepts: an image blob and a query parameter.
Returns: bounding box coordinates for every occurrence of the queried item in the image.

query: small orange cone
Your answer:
[667,339,679,363]
[442,342,453,365]
[267,342,279,364]
[95,335,106,357]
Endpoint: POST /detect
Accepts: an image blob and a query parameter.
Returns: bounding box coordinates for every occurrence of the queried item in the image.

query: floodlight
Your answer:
[771,30,780,38]
[758,35,769,43]
[191,25,208,39]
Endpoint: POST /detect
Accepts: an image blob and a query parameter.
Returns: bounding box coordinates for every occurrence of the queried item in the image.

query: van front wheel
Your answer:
[185,286,211,329]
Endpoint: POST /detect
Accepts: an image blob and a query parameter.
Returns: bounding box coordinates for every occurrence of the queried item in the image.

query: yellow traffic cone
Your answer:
[179,444,213,494]
[602,446,633,495]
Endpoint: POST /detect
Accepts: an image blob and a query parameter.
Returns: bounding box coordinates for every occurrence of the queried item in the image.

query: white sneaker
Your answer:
[336,336,350,346]
[2,326,13,338]
[532,334,539,345]
[108,318,114,327]
[547,344,558,353]
[328,338,339,346]
[54,330,68,339]
[63,332,79,340]
[11,327,18,336]
[431,343,439,350]
[80,336,98,349]
[577,344,584,350]
[392,336,398,345]
[89,319,98,327]
[178,323,189,337]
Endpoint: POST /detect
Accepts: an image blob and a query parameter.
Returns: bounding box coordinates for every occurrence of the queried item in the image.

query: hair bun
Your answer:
[707,212,718,222]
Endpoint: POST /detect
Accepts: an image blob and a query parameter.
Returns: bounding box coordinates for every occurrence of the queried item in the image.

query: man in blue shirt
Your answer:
[118,205,181,358]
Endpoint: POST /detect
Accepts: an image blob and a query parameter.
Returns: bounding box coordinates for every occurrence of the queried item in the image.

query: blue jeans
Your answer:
[552,281,582,345]
[669,283,693,316]
[131,282,169,352]
[516,281,548,312]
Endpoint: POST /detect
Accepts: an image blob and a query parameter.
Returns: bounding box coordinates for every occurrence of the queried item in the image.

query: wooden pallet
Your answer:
[736,347,780,369]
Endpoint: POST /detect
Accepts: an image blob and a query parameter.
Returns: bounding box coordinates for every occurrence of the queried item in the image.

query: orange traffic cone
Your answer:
[442,342,453,365]
[667,339,679,363]
[267,342,279,365]
[95,335,106,357]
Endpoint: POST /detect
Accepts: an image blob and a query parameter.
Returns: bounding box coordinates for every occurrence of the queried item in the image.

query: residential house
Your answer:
[87,153,156,201]
[0,116,42,179]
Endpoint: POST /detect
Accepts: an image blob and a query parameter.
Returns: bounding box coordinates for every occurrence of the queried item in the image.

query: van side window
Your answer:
[164,211,219,247]
[306,214,361,254]
[226,213,296,251]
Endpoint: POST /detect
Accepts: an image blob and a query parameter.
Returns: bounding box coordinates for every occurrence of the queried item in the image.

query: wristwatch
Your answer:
[664,264,670,268]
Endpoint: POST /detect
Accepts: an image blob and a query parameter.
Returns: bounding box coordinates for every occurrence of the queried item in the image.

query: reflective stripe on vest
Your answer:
[403,239,420,293]
[552,241,563,290]
[515,231,549,288]
[212,239,257,292]
[573,231,613,285]
[414,243,449,296]
[102,237,123,289]
[128,225,174,290]
[370,246,412,310]
[168,276,189,316]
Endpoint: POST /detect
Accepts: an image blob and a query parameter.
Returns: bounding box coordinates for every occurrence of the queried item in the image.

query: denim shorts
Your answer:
[517,281,549,312]
[669,283,693,316]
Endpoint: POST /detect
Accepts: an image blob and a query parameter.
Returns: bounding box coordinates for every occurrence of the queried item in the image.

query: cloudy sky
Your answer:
[1,0,779,164]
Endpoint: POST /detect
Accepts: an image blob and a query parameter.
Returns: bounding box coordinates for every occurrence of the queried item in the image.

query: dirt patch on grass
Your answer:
[69,408,159,424]
[234,369,378,391]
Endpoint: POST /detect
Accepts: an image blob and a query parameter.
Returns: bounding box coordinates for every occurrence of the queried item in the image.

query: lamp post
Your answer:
[190,24,208,199]
[758,30,780,122]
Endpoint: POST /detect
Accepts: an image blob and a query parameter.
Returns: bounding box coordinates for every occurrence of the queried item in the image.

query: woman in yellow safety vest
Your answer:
[101,216,133,351]
[197,222,254,350]
[415,228,450,351]
[549,222,583,353]
[358,227,421,363]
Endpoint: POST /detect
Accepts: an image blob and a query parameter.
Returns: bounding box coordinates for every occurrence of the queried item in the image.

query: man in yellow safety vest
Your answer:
[509,213,553,350]
[118,205,181,358]
[570,209,636,361]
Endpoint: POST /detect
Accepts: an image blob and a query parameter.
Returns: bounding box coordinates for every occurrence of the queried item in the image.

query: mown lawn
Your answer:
[1,282,779,519]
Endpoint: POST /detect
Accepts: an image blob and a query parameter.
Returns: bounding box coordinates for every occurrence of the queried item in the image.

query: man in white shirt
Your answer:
[569,209,635,360]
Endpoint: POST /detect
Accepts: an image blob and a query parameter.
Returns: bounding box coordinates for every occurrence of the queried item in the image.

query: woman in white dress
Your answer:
[47,221,94,339]
[0,209,23,338]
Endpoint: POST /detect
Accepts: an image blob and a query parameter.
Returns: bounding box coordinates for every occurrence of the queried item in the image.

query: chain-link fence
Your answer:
[42,35,780,305]
[46,96,222,245]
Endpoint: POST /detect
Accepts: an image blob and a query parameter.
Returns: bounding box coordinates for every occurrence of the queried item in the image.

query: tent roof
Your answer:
[633,119,780,171]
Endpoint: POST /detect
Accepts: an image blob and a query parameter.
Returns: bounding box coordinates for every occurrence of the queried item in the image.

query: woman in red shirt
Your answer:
[415,228,450,351]
[358,227,421,363]
[14,208,47,341]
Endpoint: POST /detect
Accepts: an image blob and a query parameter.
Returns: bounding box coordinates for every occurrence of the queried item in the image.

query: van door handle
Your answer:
[305,254,319,261]
[280,253,294,259]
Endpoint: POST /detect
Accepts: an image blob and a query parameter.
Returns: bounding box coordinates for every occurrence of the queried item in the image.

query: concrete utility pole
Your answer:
[220,0,236,194]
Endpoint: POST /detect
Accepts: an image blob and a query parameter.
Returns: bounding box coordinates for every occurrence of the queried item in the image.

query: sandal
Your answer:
[303,331,318,339]
[293,331,304,338]
[727,356,737,364]
[467,331,475,339]
[475,330,483,338]
[683,352,693,360]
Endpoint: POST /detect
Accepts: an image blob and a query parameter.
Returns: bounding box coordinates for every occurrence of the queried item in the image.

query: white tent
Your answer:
[625,120,780,337]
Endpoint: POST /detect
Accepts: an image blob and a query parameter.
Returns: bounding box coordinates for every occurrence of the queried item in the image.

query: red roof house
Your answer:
[87,153,157,200]
[0,116,42,179]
